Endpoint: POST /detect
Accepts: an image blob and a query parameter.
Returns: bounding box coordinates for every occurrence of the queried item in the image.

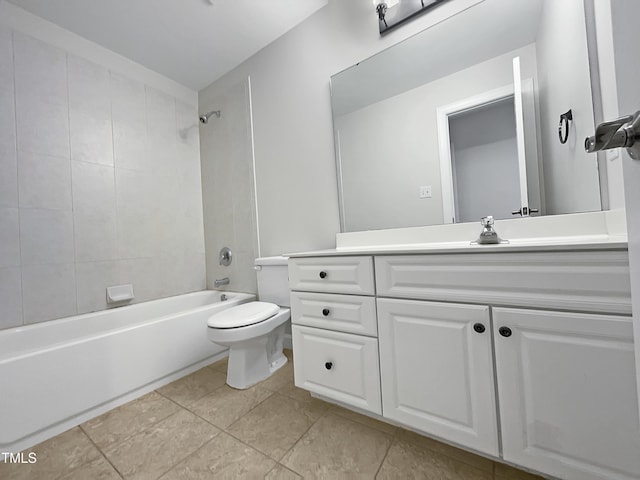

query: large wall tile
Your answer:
[22,263,76,324]
[0,26,206,329]
[72,161,117,262]
[0,26,18,208]
[18,152,72,210]
[115,169,156,259]
[68,55,114,167]
[0,208,20,268]
[111,73,148,172]
[146,86,177,176]
[0,267,22,329]
[13,32,69,158]
[20,209,74,265]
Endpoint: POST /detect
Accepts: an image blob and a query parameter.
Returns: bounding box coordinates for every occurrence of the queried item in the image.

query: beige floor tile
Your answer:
[395,428,494,473]
[157,367,227,407]
[0,427,101,480]
[209,356,228,373]
[495,462,545,479]
[82,391,180,450]
[265,464,302,479]
[257,361,294,392]
[227,393,327,460]
[103,409,219,480]
[59,455,122,480]
[330,405,397,436]
[281,413,392,478]
[189,384,273,429]
[159,432,276,480]
[377,437,492,480]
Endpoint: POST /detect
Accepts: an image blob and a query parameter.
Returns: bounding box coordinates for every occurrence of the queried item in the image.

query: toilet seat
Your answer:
[207,301,279,329]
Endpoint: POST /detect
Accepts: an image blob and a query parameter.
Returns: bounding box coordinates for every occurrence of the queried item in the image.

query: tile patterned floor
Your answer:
[0,350,544,479]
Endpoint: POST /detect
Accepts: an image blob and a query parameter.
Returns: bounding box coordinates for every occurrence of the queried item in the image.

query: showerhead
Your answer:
[199,110,221,124]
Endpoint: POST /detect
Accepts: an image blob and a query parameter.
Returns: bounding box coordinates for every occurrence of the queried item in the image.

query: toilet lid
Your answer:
[207,302,280,329]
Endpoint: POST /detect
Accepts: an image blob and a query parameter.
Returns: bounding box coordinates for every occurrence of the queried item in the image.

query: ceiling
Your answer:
[7,0,328,91]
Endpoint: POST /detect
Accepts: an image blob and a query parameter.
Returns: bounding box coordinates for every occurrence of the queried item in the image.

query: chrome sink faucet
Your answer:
[473,216,508,245]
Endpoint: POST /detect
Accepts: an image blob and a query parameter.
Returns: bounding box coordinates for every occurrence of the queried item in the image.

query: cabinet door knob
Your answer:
[499,326,512,338]
[319,271,327,279]
[322,308,330,316]
[473,323,485,333]
[325,361,333,370]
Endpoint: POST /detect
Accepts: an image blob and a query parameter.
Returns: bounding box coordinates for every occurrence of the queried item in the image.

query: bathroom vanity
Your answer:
[287,212,640,480]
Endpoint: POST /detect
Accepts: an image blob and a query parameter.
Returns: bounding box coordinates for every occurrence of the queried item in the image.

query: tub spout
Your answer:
[214,277,230,287]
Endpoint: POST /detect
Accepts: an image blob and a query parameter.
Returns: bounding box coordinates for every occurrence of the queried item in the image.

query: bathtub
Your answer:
[0,290,254,453]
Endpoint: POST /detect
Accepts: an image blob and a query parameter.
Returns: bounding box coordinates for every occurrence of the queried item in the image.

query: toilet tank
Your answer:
[255,256,290,307]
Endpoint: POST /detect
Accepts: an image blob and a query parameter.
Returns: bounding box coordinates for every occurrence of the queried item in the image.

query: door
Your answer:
[493,307,640,480]
[377,298,499,456]
[437,56,540,223]
[609,0,640,421]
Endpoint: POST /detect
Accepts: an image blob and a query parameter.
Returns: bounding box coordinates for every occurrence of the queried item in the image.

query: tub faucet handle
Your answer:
[219,247,232,266]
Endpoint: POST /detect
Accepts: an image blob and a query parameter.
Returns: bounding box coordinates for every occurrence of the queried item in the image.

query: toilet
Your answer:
[207,256,291,389]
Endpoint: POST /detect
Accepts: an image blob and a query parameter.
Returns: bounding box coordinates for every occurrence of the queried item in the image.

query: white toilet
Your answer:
[207,256,291,389]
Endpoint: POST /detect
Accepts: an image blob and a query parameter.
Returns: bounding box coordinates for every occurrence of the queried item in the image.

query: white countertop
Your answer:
[286,210,628,258]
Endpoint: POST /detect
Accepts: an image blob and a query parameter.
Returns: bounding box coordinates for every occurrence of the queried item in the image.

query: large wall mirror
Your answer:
[331,0,610,232]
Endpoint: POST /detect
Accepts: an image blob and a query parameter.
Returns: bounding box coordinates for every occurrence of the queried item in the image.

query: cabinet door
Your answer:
[493,308,640,480]
[377,298,499,456]
[292,325,381,414]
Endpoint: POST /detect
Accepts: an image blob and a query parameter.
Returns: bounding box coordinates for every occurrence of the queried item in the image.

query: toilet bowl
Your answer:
[207,256,291,389]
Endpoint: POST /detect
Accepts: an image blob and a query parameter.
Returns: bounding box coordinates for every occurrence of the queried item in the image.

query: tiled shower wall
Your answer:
[0,26,206,329]
[200,79,260,295]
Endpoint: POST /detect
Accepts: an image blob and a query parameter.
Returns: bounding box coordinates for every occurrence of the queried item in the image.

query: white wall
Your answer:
[0,21,205,329]
[335,44,537,231]
[200,79,260,294]
[199,0,483,256]
[535,0,601,215]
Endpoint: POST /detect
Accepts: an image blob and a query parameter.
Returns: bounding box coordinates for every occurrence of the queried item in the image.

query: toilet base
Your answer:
[226,323,288,389]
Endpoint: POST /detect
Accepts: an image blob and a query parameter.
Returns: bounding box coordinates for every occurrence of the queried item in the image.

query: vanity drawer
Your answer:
[292,325,381,415]
[291,292,377,336]
[375,251,632,314]
[288,256,374,295]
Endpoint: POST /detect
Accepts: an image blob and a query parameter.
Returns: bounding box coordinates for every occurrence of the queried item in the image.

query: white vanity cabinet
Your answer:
[289,256,382,414]
[493,307,640,480]
[377,298,500,457]
[289,248,639,480]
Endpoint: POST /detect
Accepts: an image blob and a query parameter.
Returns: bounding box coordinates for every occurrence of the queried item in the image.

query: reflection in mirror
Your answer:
[332,0,607,232]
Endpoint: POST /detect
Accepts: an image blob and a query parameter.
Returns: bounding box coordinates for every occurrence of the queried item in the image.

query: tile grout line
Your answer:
[80,393,181,458]
[155,386,284,472]
[274,400,332,476]
[373,434,395,479]
[77,425,125,480]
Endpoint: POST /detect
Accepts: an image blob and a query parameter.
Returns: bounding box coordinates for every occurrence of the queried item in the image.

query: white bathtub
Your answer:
[0,290,254,453]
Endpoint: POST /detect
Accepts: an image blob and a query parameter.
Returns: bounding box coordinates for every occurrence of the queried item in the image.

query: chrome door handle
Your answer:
[585,111,640,160]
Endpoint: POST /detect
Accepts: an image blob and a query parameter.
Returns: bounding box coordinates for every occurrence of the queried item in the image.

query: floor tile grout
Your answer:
[77,424,125,480]
[373,434,395,479]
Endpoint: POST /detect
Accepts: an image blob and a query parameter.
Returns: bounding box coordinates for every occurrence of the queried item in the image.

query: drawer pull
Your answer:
[322,308,331,317]
[499,326,512,338]
[473,323,485,334]
[325,361,333,370]
[319,271,328,279]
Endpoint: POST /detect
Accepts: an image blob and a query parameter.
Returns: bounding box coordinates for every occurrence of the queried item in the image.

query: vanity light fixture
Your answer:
[374,0,449,35]
[373,0,399,28]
